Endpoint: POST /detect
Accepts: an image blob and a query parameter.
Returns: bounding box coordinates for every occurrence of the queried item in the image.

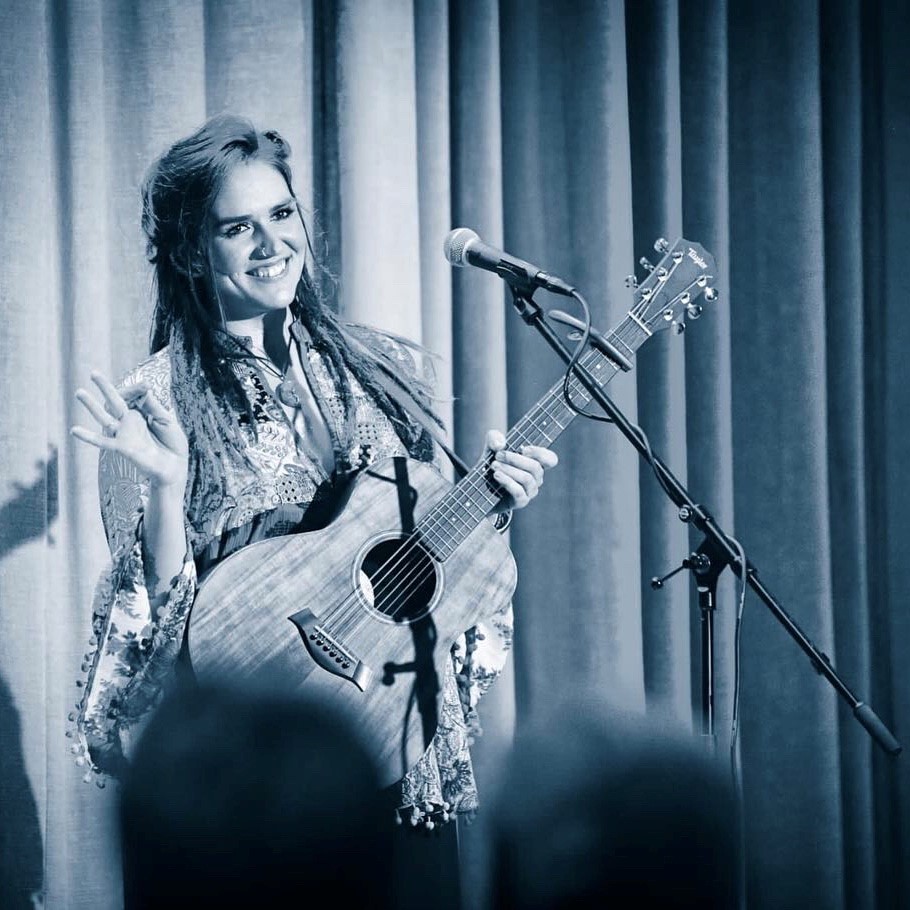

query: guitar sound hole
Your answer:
[357,537,439,624]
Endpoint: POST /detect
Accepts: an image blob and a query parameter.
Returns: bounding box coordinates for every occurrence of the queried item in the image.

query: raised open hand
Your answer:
[71,371,189,489]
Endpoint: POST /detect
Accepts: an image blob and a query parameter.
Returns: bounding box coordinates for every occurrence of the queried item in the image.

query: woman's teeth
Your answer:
[249,259,288,279]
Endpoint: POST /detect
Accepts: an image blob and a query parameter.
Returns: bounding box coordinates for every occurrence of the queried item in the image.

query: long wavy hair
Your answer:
[141,113,440,516]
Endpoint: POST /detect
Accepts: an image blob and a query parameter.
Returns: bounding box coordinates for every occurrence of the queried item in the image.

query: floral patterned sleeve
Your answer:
[71,375,196,784]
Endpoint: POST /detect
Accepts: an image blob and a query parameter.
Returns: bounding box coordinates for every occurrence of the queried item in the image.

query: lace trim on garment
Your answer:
[69,532,196,784]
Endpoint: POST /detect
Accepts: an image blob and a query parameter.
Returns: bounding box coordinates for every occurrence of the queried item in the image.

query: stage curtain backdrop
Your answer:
[0,1,906,908]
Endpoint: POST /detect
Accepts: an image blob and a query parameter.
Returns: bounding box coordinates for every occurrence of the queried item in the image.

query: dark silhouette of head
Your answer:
[118,683,393,908]
[488,700,741,909]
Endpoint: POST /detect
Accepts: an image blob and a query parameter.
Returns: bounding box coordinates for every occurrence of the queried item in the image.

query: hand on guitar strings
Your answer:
[71,370,190,490]
[484,429,558,513]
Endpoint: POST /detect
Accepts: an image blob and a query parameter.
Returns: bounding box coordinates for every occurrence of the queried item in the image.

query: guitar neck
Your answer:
[418,314,650,560]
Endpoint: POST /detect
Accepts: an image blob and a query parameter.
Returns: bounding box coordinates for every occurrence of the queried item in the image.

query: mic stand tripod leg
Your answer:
[697,578,716,751]
[686,535,733,756]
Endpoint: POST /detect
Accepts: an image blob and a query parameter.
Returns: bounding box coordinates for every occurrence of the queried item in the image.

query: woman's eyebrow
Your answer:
[214,198,295,227]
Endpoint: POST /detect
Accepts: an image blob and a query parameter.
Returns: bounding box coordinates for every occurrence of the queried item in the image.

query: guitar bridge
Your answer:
[288,609,372,692]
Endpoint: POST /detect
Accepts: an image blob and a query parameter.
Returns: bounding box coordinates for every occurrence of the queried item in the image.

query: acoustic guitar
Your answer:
[187,237,717,790]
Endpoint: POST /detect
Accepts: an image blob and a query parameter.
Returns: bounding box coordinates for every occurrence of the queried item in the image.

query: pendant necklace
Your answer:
[247,336,300,410]
[244,321,339,476]
[275,374,304,408]
[275,318,315,409]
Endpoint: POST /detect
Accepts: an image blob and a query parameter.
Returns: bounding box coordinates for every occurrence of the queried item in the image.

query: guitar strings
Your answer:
[325,280,695,639]
[365,368,614,625]
[327,375,594,639]
[327,298,666,638]
[326,349,610,637]
[327,344,621,638]
[327,407,563,638]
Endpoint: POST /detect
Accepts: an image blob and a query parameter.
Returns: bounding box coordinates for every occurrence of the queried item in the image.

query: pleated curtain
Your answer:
[0,1,906,908]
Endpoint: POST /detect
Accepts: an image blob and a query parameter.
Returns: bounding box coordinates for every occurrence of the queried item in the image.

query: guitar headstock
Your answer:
[625,237,718,336]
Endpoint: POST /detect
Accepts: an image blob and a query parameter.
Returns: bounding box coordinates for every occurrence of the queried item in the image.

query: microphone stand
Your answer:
[504,282,902,758]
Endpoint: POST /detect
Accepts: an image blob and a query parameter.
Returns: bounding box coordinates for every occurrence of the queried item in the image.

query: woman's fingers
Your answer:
[484,431,559,471]
[127,386,189,456]
[518,444,559,469]
[494,447,559,484]
[90,370,129,419]
[484,429,559,511]
[485,429,507,452]
[129,387,172,428]
[134,390,167,418]
[491,465,531,506]
[75,387,120,432]
[70,425,118,450]
[72,375,187,487]
[492,452,543,506]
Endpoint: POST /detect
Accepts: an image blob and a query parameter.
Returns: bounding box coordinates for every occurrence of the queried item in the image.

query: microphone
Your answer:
[443,228,576,297]
[547,309,633,372]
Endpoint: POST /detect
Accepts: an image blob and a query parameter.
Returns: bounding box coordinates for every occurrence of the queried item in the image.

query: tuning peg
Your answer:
[654,237,670,254]
[639,256,655,272]
[673,321,686,335]
[704,286,719,302]
[624,274,639,288]
[686,303,703,319]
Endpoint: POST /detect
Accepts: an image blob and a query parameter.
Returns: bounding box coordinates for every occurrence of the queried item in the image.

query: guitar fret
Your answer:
[420,476,494,560]
[611,332,635,354]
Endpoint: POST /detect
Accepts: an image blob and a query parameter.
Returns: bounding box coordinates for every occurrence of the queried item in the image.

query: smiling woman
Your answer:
[68,113,557,909]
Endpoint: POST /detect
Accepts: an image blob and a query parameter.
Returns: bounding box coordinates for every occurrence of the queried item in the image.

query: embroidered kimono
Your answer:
[71,322,513,823]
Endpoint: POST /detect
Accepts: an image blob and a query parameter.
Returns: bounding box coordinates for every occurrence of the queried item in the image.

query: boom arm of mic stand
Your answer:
[507,286,903,757]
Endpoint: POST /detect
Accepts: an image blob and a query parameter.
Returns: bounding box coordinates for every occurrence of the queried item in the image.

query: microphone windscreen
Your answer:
[442,228,480,266]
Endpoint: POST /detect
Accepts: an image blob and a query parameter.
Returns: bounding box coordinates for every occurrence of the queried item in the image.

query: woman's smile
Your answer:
[246,257,291,280]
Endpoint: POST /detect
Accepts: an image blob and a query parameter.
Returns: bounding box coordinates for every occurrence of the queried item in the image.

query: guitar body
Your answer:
[187,456,518,788]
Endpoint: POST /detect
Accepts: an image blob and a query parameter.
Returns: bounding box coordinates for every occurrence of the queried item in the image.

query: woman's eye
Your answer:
[273,206,294,221]
[224,223,248,238]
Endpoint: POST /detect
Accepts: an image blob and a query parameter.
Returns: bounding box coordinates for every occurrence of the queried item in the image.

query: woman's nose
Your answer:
[252,225,281,259]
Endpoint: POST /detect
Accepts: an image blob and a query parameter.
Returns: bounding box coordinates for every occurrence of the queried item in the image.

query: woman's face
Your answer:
[208,158,307,321]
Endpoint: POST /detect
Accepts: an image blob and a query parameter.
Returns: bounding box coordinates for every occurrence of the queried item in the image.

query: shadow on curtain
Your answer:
[0,673,44,910]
